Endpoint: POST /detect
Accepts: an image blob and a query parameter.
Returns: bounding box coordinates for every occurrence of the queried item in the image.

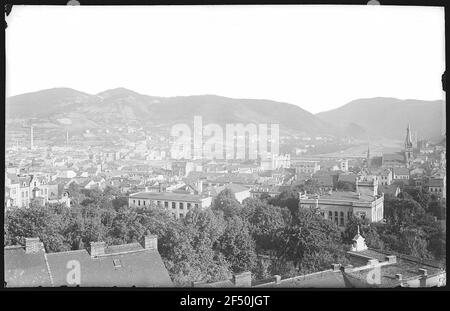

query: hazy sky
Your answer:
[5,5,445,113]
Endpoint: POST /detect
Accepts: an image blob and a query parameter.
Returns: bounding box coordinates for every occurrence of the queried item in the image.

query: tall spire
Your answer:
[405,123,412,147]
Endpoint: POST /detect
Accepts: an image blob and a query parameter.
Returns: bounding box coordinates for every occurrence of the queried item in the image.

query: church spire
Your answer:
[405,123,413,147]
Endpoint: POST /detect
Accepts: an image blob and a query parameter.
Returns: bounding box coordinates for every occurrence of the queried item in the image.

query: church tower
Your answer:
[404,123,413,168]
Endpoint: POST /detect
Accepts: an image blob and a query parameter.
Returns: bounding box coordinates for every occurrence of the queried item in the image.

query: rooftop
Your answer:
[129,191,209,202]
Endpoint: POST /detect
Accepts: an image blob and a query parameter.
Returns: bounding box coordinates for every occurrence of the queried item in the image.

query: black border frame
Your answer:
[0,0,448,307]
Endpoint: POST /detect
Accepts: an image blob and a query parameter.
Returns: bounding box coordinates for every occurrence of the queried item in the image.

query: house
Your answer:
[392,167,410,181]
[4,236,173,287]
[427,177,446,199]
[291,160,320,176]
[128,192,213,219]
[376,169,393,186]
[378,184,401,197]
[299,176,384,227]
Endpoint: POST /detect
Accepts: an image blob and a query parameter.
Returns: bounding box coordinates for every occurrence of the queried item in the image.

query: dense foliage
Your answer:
[4,182,446,285]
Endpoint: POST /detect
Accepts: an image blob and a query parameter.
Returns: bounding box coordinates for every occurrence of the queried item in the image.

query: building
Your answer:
[260,154,291,171]
[339,159,349,172]
[378,184,401,197]
[377,169,393,186]
[4,236,173,287]
[382,153,406,168]
[128,192,212,219]
[250,185,283,199]
[5,173,71,208]
[299,176,384,227]
[404,123,414,168]
[291,160,320,176]
[427,177,446,199]
[392,167,410,182]
[171,161,194,177]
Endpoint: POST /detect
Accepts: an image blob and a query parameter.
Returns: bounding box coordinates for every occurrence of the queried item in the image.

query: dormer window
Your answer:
[112,259,122,268]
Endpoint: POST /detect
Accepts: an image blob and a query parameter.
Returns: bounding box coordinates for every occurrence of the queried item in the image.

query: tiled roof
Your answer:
[393,167,410,176]
[46,248,173,287]
[428,178,444,187]
[5,242,173,287]
[4,246,53,287]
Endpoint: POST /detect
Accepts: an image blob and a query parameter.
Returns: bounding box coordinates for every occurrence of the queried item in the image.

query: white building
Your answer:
[128,192,212,219]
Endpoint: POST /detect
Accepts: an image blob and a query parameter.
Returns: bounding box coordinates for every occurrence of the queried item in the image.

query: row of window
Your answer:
[430,187,442,192]
[326,211,349,226]
[132,199,199,210]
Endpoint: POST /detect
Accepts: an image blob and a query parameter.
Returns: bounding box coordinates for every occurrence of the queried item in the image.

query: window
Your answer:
[340,212,344,226]
[187,203,191,209]
[179,203,184,209]
[113,259,122,268]
[138,200,140,206]
[179,213,184,218]
[172,202,176,209]
[328,211,332,219]
[157,201,161,206]
[143,200,146,205]
[334,211,339,224]
[164,201,168,208]
[133,199,135,204]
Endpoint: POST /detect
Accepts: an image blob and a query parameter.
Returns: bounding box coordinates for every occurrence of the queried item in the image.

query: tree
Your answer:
[243,198,287,252]
[212,188,242,218]
[276,207,347,274]
[216,215,257,273]
[269,188,300,216]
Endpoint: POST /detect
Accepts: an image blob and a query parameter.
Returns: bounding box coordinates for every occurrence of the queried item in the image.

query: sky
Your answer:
[5,5,446,113]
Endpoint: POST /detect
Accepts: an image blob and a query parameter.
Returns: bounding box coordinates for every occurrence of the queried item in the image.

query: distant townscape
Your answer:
[4,89,446,288]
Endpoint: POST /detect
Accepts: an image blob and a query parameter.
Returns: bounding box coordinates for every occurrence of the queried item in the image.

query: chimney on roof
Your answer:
[90,241,106,258]
[197,179,203,194]
[418,268,428,276]
[385,255,397,264]
[331,263,341,271]
[25,237,43,254]
[274,275,282,285]
[232,271,252,287]
[143,234,158,250]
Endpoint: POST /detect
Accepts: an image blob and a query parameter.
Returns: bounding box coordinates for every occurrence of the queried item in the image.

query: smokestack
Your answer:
[30,126,34,150]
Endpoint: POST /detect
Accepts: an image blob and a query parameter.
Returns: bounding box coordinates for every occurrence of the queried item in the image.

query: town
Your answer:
[4,121,447,288]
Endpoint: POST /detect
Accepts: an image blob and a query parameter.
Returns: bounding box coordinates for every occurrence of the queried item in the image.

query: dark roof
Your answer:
[4,246,53,287]
[46,247,173,287]
[5,242,173,287]
[393,167,410,176]
[256,270,347,288]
